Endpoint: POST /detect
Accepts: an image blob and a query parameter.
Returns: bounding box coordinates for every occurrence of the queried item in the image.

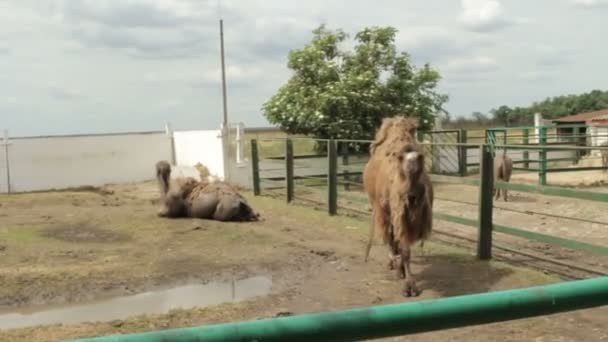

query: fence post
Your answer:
[165,122,177,165]
[341,142,350,191]
[522,128,529,169]
[573,125,581,163]
[477,144,493,260]
[416,129,424,143]
[285,138,294,203]
[458,129,467,176]
[3,130,10,194]
[328,139,338,215]
[539,127,548,186]
[251,139,261,196]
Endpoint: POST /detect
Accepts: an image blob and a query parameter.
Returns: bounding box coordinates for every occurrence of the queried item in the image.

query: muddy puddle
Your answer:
[0,276,272,330]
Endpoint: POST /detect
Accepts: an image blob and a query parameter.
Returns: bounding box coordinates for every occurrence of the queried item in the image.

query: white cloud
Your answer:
[47,86,85,101]
[1,0,608,135]
[144,65,264,88]
[459,0,512,32]
[571,0,608,7]
[57,0,226,59]
[518,71,554,82]
[397,27,495,64]
[445,56,500,73]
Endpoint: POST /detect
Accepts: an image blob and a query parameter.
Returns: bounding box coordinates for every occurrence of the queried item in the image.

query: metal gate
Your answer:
[423,130,464,176]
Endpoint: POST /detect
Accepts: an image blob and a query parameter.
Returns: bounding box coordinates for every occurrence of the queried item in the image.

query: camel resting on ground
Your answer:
[363,116,434,297]
[155,160,259,222]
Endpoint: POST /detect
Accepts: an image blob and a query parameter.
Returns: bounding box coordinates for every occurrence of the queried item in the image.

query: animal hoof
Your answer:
[402,279,420,298]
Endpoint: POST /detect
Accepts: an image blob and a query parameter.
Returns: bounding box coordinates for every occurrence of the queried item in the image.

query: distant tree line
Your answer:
[442,89,608,128]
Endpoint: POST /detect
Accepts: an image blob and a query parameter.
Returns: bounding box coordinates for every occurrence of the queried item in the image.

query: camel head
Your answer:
[370,116,418,155]
[155,160,172,196]
[397,144,425,181]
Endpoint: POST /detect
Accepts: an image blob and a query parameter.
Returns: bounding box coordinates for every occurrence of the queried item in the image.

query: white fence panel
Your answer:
[173,129,225,179]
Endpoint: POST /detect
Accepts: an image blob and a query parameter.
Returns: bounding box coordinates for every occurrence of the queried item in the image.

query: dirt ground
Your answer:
[0,181,607,342]
[511,169,608,187]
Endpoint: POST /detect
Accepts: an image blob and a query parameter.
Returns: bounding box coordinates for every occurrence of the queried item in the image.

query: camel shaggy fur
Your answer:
[155,161,259,222]
[363,116,433,297]
[493,150,513,201]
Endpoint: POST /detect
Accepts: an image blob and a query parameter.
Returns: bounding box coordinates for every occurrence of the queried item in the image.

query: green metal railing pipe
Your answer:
[69,277,608,342]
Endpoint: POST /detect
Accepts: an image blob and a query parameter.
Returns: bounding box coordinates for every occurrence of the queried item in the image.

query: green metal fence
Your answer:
[251,138,608,266]
[485,124,608,185]
[68,276,608,342]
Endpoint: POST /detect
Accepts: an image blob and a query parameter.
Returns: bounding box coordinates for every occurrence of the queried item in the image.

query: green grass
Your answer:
[0,226,47,244]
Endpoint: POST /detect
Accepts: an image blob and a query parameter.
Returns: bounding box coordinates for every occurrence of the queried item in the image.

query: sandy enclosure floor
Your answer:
[0,181,606,341]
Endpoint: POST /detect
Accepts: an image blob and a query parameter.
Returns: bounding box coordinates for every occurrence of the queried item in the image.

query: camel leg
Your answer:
[399,242,420,297]
[386,225,403,277]
[364,208,377,263]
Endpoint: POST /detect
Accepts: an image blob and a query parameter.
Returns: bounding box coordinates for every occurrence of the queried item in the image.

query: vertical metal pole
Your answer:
[328,139,338,215]
[341,142,350,191]
[502,129,507,159]
[165,122,176,165]
[539,127,547,186]
[477,145,493,260]
[235,123,242,164]
[458,129,466,176]
[416,129,424,143]
[219,20,230,182]
[251,139,261,196]
[522,128,529,170]
[3,130,10,194]
[285,139,294,203]
[220,19,228,128]
[573,125,581,163]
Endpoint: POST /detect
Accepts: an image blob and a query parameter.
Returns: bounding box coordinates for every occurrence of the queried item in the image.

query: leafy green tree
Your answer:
[262,25,448,142]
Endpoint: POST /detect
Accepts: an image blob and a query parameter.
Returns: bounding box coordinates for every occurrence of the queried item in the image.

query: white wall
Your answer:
[589,126,608,156]
[173,129,225,179]
[6,132,173,193]
[534,113,553,143]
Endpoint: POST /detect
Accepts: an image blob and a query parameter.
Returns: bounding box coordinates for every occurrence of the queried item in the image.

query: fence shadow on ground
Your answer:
[415,253,514,298]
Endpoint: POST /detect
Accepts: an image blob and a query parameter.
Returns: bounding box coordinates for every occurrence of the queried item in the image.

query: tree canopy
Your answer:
[444,89,608,128]
[262,25,448,140]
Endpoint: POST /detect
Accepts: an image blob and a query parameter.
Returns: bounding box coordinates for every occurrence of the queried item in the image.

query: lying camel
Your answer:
[363,116,433,297]
[155,160,259,222]
[493,150,513,201]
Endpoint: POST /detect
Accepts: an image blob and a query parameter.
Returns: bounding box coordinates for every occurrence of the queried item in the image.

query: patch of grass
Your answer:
[215,226,272,245]
[0,226,47,244]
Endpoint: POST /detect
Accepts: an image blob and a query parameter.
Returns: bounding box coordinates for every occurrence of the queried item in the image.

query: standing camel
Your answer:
[155,161,259,222]
[363,116,433,297]
[493,149,513,201]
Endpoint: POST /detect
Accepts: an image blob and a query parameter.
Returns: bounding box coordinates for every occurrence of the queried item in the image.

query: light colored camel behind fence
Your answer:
[363,116,434,297]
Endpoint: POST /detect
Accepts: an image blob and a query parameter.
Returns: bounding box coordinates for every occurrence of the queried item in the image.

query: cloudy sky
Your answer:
[1,0,607,136]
